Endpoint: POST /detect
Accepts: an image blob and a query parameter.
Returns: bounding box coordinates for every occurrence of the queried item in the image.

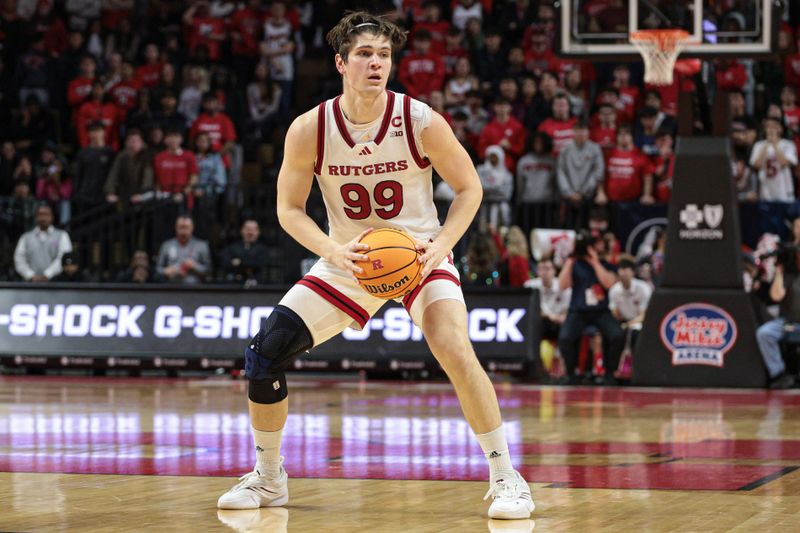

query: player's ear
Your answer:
[335,53,347,75]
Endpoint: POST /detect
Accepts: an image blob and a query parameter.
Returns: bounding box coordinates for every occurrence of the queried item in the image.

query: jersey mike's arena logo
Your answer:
[660,303,737,368]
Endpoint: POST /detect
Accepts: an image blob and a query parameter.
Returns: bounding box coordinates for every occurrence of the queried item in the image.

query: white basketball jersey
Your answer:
[313,91,440,244]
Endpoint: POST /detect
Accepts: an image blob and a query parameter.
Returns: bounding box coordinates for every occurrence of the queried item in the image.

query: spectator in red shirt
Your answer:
[591,103,617,156]
[537,93,577,157]
[109,61,141,113]
[398,29,446,102]
[230,0,264,81]
[523,26,555,77]
[189,93,237,167]
[781,85,800,136]
[477,98,526,171]
[67,55,97,112]
[411,1,450,55]
[596,125,655,205]
[652,130,675,204]
[183,1,227,62]
[611,65,639,125]
[135,43,164,88]
[154,129,198,198]
[715,59,747,93]
[76,81,122,150]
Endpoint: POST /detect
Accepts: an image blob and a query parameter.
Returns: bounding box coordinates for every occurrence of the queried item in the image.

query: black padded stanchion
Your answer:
[633,137,767,387]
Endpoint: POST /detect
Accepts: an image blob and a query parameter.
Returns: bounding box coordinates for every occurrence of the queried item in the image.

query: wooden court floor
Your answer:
[1,376,799,532]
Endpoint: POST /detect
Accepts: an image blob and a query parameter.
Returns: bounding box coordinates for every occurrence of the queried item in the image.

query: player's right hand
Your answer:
[326,228,372,277]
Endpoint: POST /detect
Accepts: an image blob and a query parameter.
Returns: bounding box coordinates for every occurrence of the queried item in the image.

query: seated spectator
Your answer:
[1,142,21,195]
[564,68,586,118]
[0,180,37,245]
[72,121,115,216]
[452,0,483,31]
[633,107,661,157]
[474,28,505,93]
[458,90,490,149]
[398,29,445,102]
[441,26,468,77]
[51,252,90,282]
[14,204,73,282]
[260,0,296,115]
[732,145,757,202]
[478,98,525,171]
[154,129,198,200]
[34,151,72,226]
[156,215,211,284]
[105,129,154,205]
[444,56,478,109]
[116,250,154,283]
[517,132,556,204]
[220,219,269,285]
[498,226,533,287]
[756,245,800,389]
[246,61,281,144]
[750,117,797,202]
[596,125,655,205]
[525,256,570,343]
[611,64,639,124]
[477,145,513,228]
[463,227,498,286]
[410,1,449,55]
[608,257,652,350]
[108,61,141,113]
[179,66,208,127]
[135,43,165,88]
[537,93,577,157]
[11,94,54,156]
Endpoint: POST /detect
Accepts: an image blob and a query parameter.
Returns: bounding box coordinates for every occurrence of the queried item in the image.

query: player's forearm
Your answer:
[435,186,482,250]
[278,206,339,260]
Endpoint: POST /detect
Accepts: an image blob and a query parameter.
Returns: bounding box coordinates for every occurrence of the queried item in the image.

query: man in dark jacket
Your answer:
[72,121,115,217]
[220,219,269,285]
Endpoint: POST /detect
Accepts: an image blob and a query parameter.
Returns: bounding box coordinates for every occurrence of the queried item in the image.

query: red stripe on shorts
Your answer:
[402,269,461,311]
[297,275,370,328]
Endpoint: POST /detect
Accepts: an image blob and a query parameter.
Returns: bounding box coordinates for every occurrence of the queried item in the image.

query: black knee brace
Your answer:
[245,305,312,404]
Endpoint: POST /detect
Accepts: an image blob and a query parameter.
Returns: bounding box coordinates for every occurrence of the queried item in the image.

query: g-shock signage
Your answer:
[678,203,724,240]
[660,303,737,368]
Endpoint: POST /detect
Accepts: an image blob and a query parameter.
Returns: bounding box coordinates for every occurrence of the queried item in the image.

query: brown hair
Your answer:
[325,11,407,61]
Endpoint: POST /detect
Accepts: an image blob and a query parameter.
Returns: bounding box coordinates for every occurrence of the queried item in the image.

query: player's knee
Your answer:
[245,305,312,404]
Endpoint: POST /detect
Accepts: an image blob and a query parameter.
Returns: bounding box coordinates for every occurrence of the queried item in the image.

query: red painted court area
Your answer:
[1,378,798,492]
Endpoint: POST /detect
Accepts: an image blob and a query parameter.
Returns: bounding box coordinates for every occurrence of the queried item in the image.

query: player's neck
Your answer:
[339,90,387,125]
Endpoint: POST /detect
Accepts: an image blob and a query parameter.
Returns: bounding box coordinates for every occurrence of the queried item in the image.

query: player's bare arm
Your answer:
[276,110,370,276]
[417,110,483,280]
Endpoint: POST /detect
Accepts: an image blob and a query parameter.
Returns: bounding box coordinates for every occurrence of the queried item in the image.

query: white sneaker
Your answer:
[217,459,289,510]
[484,471,535,519]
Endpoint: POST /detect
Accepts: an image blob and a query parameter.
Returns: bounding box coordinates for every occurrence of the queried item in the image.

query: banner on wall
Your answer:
[0,285,539,374]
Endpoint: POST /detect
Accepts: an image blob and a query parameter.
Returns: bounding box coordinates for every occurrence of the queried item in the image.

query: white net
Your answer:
[630,30,691,86]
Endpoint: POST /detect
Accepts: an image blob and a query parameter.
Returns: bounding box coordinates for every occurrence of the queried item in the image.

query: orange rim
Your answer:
[629,29,692,51]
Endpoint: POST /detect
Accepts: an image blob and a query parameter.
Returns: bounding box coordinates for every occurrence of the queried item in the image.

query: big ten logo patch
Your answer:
[660,303,737,368]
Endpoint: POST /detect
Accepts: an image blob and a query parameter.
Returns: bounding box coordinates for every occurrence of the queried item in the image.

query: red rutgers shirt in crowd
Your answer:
[604,146,654,202]
[154,148,198,194]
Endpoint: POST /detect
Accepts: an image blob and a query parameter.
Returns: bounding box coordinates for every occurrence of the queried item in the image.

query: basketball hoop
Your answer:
[629,29,693,86]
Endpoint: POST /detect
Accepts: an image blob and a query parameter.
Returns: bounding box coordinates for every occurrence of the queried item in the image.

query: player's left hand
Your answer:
[415,239,448,281]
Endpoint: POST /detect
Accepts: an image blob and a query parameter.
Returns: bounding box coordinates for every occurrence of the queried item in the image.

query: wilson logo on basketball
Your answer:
[362,275,411,296]
[660,303,737,368]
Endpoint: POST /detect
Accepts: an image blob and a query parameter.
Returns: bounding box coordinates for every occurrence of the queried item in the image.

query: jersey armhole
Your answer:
[403,95,431,170]
[313,101,326,175]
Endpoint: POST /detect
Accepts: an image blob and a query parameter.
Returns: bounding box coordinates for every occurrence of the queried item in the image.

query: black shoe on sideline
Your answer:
[769,373,795,390]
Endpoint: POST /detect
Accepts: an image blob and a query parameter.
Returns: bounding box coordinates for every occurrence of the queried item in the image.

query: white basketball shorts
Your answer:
[279,255,464,347]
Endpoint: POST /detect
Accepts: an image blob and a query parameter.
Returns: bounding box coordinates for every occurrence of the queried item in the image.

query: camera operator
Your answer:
[756,244,800,389]
[557,230,625,385]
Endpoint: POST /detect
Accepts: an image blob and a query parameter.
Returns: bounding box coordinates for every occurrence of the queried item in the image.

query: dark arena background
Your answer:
[1,1,799,531]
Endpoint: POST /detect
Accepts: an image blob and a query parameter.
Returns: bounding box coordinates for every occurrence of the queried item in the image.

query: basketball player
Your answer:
[217,12,534,519]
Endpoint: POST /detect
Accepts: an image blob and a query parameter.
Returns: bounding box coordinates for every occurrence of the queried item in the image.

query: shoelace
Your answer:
[483,476,521,501]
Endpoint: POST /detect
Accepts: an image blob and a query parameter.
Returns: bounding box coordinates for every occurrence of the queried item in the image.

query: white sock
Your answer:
[253,427,283,478]
[475,425,515,483]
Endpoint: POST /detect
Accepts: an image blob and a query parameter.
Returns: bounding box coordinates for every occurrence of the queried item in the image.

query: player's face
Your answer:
[338,34,392,95]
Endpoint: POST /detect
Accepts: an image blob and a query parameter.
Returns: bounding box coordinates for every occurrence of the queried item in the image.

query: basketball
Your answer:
[354,228,422,300]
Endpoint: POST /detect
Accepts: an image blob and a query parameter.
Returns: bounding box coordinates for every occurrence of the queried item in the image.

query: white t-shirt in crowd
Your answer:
[526,277,570,318]
[750,139,798,201]
[609,278,652,321]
